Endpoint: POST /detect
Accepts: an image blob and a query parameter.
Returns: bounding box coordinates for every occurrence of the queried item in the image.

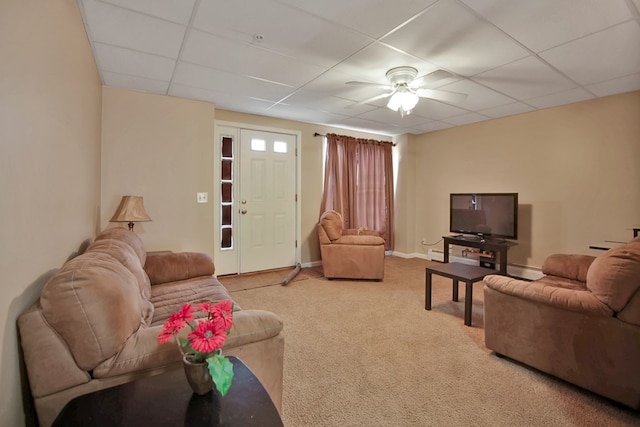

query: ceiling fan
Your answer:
[346,66,467,116]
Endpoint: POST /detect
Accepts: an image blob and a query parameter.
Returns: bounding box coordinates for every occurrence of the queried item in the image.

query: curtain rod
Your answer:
[314,132,395,146]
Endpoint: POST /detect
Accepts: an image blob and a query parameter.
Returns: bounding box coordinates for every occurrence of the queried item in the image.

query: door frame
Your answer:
[213,120,301,275]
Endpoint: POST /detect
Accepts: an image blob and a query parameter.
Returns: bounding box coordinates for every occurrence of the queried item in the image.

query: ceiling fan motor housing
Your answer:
[386,66,418,86]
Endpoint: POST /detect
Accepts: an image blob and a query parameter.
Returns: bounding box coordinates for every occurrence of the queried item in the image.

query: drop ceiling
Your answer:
[78,0,640,136]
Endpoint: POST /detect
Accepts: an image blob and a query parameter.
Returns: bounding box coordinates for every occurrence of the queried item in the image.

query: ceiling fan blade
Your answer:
[345,91,395,109]
[411,69,455,88]
[416,88,467,104]
[346,81,392,90]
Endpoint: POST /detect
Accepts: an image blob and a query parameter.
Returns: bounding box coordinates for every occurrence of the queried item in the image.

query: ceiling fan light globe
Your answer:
[388,91,419,114]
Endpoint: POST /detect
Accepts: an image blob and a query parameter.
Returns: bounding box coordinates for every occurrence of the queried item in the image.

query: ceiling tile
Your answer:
[192,0,372,68]
[381,0,529,76]
[94,43,176,81]
[460,0,633,52]
[473,56,576,100]
[412,121,454,133]
[170,83,279,116]
[284,90,378,116]
[181,30,327,87]
[81,0,186,58]
[337,117,404,136]
[410,98,469,121]
[586,73,640,97]
[443,112,492,126]
[356,108,433,128]
[479,102,535,119]
[540,21,640,85]
[274,0,438,39]
[99,0,196,25]
[102,71,169,95]
[525,87,595,109]
[437,79,516,111]
[172,63,295,102]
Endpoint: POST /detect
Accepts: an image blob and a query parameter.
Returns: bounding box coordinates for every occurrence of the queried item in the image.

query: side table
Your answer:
[51,356,283,427]
[425,262,498,326]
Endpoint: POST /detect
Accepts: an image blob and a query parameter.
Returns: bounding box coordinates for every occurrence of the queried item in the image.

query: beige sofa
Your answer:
[317,210,386,280]
[483,236,640,409]
[18,228,284,427]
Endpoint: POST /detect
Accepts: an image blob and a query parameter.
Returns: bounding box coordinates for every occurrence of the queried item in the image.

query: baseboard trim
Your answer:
[390,249,543,280]
[308,250,543,281]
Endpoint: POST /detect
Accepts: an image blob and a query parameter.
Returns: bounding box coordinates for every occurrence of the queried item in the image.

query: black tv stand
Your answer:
[443,235,517,275]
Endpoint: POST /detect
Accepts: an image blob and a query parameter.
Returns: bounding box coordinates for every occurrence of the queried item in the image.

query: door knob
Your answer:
[241,209,247,215]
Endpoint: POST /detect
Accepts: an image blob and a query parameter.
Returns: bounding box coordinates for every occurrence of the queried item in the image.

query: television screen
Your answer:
[449,193,518,240]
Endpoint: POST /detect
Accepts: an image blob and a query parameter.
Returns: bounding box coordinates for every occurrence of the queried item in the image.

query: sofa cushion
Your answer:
[41,252,144,371]
[586,244,640,312]
[320,210,343,241]
[149,276,237,326]
[88,238,154,326]
[484,275,613,316]
[334,234,385,246]
[144,252,215,285]
[95,227,147,265]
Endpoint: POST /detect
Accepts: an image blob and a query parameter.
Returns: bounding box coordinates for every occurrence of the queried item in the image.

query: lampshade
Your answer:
[110,196,152,231]
[387,87,419,116]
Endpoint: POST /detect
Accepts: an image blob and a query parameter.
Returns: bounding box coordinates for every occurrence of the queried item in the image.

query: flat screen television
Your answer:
[449,193,518,240]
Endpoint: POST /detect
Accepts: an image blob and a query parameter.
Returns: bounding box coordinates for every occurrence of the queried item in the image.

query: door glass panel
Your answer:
[251,138,266,152]
[221,183,232,203]
[221,159,232,180]
[221,228,232,249]
[221,135,234,250]
[273,140,287,153]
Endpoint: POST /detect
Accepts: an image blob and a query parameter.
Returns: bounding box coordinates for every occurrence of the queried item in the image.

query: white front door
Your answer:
[239,129,297,273]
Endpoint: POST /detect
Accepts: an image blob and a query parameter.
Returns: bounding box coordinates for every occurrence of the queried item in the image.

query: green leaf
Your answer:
[207,354,234,396]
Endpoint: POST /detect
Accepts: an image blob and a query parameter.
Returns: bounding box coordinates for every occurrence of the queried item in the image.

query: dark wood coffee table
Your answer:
[51,356,283,427]
[425,262,498,326]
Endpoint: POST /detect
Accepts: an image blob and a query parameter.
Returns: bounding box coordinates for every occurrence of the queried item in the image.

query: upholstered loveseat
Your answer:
[18,228,284,426]
[317,210,386,280]
[483,236,640,409]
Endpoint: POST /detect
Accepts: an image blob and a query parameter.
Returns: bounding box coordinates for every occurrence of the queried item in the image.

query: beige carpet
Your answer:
[229,256,640,426]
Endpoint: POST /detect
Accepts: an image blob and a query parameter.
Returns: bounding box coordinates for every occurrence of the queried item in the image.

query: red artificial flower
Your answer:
[157,327,174,344]
[188,320,227,354]
[211,300,234,332]
[175,304,196,322]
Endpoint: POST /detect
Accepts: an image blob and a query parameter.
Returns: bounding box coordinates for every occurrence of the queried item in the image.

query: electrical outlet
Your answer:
[196,192,208,203]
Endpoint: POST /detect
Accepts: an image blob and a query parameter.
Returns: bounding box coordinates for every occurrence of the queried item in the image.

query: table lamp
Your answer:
[110,195,152,231]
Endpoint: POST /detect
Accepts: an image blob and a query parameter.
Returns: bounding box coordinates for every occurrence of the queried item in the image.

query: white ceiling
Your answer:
[78,0,640,136]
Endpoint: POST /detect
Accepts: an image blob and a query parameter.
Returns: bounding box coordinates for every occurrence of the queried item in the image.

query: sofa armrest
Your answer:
[18,303,90,398]
[541,254,596,282]
[484,275,613,316]
[224,310,284,348]
[144,252,215,285]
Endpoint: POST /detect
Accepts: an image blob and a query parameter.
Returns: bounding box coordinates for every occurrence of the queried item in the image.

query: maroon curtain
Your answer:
[320,133,394,250]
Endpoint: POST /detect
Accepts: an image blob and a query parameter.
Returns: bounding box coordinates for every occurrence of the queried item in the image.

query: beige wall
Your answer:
[410,91,640,268]
[214,110,392,264]
[0,1,102,425]
[101,88,217,255]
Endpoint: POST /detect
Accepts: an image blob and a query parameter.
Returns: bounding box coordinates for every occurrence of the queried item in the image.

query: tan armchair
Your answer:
[317,210,385,280]
[483,236,640,409]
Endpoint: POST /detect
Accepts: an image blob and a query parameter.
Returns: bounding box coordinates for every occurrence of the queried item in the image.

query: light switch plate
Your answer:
[196,192,208,203]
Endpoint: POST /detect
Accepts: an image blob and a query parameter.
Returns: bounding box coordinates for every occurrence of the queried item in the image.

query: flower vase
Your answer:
[182,355,214,395]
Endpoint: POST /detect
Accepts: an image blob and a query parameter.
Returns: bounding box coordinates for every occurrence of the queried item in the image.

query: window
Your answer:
[220,136,234,249]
